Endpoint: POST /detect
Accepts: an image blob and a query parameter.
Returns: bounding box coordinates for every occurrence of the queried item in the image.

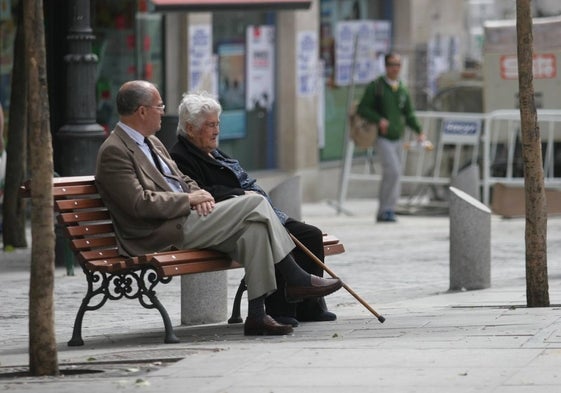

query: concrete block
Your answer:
[181,271,228,325]
[449,186,491,291]
[451,164,480,201]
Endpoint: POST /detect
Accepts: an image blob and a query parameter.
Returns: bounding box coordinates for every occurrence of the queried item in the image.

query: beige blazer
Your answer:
[95,126,198,256]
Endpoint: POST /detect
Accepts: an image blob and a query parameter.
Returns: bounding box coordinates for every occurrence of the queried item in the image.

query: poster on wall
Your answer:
[217,42,246,139]
[188,24,213,91]
[334,20,391,86]
[427,34,461,97]
[297,30,319,97]
[246,25,275,111]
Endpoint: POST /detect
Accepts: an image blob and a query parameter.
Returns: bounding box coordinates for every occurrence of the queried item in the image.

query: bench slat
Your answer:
[322,234,340,245]
[53,176,95,186]
[71,236,117,251]
[54,184,98,197]
[151,252,231,266]
[84,257,133,273]
[78,248,120,262]
[65,223,114,237]
[140,249,230,263]
[58,210,111,225]
[157,260,242,277]
[56,198,105,212]
[324,243,345,256]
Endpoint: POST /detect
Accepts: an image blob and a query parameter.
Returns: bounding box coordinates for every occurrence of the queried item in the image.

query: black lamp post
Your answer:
[56,0,105,176]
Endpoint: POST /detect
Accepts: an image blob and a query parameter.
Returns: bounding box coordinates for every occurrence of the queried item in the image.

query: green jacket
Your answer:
[356,76,422,141]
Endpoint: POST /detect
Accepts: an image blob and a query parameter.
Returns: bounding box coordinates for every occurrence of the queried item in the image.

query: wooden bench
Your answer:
[21,176,345,346]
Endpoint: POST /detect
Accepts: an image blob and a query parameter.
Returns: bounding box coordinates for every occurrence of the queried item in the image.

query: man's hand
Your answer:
[378,118,389,135]
[188,189,216,216]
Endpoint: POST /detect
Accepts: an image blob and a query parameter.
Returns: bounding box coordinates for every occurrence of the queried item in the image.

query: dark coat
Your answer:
[170,134,248,202]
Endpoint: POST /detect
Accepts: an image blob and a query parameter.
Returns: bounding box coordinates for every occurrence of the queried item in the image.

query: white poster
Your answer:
[246,25,275,111]
[297,30,319,97]
[335,20,391,86]
[188,24,213,91]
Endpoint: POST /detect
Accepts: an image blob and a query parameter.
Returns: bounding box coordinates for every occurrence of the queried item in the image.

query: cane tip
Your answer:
[378,315,386,323]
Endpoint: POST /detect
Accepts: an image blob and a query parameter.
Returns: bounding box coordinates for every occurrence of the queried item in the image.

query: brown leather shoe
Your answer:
[244,315,294,336]
[285,275,343,302]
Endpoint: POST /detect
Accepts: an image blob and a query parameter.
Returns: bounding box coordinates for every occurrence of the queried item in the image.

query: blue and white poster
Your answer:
[335,20,391,86]
[297,30,319,97]
[188,24,213,91]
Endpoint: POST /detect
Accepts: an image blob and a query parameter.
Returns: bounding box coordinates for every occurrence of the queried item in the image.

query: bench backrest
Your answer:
[51,176,133,273]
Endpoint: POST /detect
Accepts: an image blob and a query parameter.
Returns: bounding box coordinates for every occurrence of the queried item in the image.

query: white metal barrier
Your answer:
[482,109,561,205]
[335,109,561,214]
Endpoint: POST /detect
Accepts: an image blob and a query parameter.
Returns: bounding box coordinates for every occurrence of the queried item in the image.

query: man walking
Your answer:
[357,53,426,222]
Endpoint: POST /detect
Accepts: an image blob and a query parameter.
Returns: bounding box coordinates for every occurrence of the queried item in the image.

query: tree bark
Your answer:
[25,0,58,375]
[2,2,28,249]
[516,0,549,307]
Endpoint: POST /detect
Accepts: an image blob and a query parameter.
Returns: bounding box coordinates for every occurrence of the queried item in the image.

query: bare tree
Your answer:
[24,0,58,375]
[516,0,549,307]
[3,1,28,249]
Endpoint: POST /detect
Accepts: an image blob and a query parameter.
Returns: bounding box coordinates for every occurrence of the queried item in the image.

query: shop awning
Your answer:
[150,0,311,12]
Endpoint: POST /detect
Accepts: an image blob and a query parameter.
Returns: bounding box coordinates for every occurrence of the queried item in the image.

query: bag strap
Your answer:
[373,77,384,113]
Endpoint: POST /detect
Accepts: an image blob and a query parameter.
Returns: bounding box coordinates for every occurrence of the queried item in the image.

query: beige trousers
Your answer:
[182,194,295,300]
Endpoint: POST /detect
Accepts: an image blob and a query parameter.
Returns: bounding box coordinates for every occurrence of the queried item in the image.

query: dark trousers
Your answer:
[265,218,326,318]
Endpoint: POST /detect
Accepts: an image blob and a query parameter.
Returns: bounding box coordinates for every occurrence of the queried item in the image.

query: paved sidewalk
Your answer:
[1,199,561,392]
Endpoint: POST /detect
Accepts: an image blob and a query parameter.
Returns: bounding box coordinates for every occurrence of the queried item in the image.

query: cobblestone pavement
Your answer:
[1,199,561,392]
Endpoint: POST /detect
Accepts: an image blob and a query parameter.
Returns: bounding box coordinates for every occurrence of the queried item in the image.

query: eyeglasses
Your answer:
[137,104,166,112]
[386,63,401,67]
[148,104,166,111]
[204,121,220,129]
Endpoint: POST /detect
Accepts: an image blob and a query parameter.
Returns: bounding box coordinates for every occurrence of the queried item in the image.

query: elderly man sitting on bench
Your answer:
[95,80,342,336]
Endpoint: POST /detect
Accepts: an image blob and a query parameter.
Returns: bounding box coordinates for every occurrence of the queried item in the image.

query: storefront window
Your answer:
[93,0,163,132]
[212,10,276,170]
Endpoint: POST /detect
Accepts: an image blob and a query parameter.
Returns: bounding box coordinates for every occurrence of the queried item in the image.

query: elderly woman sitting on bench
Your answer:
[170,91,338,327]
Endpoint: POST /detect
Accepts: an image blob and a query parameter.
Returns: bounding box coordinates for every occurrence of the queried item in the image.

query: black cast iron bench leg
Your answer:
[228,277,247,324]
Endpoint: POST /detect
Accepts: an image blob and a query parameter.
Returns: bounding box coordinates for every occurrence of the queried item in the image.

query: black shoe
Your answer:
[285,275,343,302]
[271,315,299,327]
[297,298,337,322]
[377,210,397,223]
[244,315,294,336]
[298,310,337,322]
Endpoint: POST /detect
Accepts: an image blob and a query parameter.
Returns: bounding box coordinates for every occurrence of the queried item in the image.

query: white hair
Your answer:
[177,91,222,136]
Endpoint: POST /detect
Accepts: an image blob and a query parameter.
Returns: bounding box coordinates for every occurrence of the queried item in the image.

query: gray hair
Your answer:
[116,80,156,116]
[177,91,222,136]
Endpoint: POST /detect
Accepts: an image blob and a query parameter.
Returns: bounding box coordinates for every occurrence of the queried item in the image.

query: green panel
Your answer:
[320,85,366,161]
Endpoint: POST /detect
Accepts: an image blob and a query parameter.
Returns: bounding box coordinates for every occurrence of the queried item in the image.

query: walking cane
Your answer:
[289,233,386,323]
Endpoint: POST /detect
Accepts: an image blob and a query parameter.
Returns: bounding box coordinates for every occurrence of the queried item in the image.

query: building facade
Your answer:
[0,0,467,201]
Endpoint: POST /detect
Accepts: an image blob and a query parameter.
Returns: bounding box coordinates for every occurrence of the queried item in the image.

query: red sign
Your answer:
[500,53,557,79]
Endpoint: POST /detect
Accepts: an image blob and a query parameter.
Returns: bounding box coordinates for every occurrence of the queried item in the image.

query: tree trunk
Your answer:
[25,0,58,376]
[516,0,549,307]
[2,2,28,249]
